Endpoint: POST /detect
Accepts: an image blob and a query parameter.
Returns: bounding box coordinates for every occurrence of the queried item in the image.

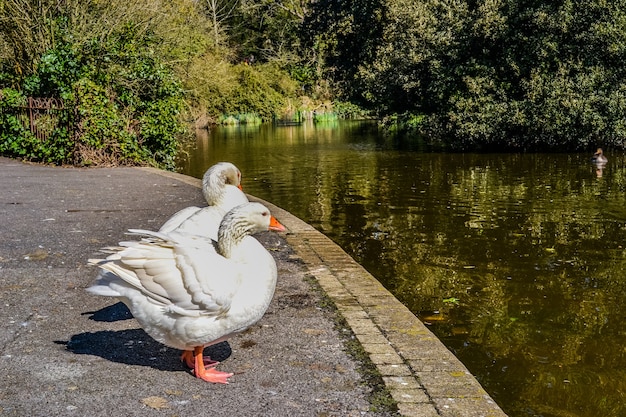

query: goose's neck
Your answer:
[203,175,226,205]
[216,218,252,258]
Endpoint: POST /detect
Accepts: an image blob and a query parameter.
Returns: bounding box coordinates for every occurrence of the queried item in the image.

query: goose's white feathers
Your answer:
[87,202,283,352]
[159,162,248,239]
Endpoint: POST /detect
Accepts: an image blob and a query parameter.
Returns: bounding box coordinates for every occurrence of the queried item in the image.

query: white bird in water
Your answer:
[591,148,608,165]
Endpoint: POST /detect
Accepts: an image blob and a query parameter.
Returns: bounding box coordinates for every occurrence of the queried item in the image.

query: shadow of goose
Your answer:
[82,301,134,322]
[58,305,232,372]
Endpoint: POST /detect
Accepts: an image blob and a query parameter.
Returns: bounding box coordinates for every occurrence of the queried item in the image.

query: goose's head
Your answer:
[202,162,243,205]
[217,203,285,255]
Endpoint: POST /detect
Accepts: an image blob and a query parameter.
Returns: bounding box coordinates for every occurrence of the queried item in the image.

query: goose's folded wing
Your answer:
[172,240,240,317]
[93,231,237,317]
[159,206,203,233]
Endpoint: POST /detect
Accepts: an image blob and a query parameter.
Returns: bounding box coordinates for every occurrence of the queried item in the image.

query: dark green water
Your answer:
[177,121,626,417]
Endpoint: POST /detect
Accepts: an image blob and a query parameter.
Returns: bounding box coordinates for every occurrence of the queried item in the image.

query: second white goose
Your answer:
[159,162,248,239]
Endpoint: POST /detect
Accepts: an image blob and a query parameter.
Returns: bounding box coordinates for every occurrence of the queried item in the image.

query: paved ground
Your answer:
[0,157,507,416]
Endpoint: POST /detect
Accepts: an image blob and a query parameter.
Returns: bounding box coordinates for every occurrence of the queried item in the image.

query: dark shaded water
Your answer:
[177,121,626,417]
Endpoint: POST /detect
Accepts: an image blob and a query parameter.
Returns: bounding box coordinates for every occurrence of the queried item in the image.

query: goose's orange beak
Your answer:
[269,216,286,232]
[237,184,243,191]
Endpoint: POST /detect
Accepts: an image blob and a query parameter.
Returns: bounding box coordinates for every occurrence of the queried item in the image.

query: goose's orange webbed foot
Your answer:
[191,346,233,384]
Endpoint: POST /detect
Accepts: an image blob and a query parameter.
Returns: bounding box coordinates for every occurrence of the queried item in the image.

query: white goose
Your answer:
[87,202,286,383]
[159,162,248,239]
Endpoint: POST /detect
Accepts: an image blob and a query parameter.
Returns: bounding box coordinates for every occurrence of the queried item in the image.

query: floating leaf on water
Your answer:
[421,312,447,322]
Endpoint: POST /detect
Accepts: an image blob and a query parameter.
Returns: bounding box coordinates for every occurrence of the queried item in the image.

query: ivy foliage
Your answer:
[0,0,325,166]
[0,11,185,168]
[0,89,42,159]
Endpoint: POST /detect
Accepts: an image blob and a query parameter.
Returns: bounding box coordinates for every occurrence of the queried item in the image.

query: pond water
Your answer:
[177,120,626,417]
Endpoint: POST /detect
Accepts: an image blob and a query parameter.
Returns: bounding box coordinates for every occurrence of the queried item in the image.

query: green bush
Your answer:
[0,89,37,158]
[227,64,297,121]
[0,23,185,169]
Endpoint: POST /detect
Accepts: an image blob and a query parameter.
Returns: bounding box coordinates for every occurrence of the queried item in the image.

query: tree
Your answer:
[196,0,240,48]
[307,0,626,150]
[236,0,308,64]
[304,0,386,103]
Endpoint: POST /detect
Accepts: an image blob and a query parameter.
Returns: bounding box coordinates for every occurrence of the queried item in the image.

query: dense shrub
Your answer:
[0,0,336,166]
[0,11,186,168]
[187,58,300,123]
[0,89,40,158]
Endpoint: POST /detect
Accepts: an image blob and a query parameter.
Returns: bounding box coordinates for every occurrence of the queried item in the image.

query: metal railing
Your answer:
[0,95,68,141]
[24,97,66,141]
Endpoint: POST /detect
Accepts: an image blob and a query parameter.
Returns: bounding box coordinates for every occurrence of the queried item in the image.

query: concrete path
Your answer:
[0,157,507,416]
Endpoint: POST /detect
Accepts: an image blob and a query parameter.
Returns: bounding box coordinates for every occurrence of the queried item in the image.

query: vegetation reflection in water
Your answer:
[177,121,626,417]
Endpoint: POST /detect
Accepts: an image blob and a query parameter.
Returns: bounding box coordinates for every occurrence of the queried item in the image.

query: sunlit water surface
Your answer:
[177,121,626,417]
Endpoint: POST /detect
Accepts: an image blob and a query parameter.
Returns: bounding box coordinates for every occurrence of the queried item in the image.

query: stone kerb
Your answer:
[253,196,507,417]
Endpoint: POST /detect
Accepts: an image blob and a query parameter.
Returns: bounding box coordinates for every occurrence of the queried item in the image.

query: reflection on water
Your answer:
[177,121,626,417]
